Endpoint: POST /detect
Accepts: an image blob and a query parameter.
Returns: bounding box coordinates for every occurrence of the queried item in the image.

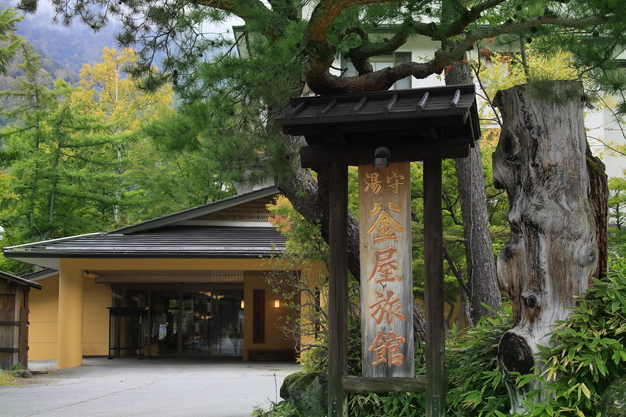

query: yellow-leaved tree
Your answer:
[70,47,176,226]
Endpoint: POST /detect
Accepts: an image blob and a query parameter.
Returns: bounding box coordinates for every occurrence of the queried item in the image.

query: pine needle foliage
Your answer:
[0,7,22,75]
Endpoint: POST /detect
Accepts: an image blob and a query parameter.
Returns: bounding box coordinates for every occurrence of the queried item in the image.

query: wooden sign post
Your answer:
[359,161,414,378]
[276,85,481,417]
[424,156,446,417]
[328,160,349,417]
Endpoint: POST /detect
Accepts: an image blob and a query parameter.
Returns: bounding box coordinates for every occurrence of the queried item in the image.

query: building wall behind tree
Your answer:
[82,277,110,356]
[27,258,305,362]
[243,271,293,360]
[29,275,59,361]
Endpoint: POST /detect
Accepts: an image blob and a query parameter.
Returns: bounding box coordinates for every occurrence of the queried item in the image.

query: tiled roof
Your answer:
[5,226,286,259]
[111,186,280,234]
[3,186,286,268]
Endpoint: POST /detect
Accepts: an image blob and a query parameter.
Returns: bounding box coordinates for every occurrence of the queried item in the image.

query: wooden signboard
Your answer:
[359,161,414,378]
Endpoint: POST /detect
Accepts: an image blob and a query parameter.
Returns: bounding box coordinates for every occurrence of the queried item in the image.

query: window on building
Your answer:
[342,52,412,90]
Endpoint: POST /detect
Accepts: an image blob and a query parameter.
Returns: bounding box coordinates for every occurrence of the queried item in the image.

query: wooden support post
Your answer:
[328,161,349,417]
[424,157,446,417]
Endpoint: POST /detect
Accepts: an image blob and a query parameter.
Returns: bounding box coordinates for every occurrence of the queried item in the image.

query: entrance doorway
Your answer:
[110,287,244,359]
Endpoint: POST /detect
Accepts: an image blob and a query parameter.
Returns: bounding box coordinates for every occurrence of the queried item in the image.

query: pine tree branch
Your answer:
[194,0,269,21]
[303,0,393,84]
[306,0,390,42]
[346,18,413,75]
[194,0,293,41]
[304,0,615,94]
[443,0,508,37]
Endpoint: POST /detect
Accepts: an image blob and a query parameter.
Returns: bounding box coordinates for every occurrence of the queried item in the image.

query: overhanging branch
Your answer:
[305,8,615,94]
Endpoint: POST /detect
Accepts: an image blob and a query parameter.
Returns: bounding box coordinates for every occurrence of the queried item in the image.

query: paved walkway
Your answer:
[0,358,302,417]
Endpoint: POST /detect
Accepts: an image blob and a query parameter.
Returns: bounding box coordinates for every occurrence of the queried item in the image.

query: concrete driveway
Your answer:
[0,358,302,417]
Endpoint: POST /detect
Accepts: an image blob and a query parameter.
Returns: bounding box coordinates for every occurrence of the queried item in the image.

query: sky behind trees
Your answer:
[2,0,243,73]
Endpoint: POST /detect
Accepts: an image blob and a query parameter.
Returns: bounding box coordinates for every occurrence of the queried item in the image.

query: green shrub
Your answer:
[446,305,512,416]
[268,265,626,417]
[348,304,512,417]
[9,362,27,371]
[0,370,17,386]
[252,401,302,417]
[524,267,626,417]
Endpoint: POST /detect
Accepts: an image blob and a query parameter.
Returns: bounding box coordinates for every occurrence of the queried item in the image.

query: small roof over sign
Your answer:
[276,85,480,167]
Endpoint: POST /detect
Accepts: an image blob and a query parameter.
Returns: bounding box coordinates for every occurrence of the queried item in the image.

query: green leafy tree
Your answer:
[17,2,621,336]
[0,44,232,273]
[0,6,22,244]
[0,46,178,255]
[68,47,210,225]
[0,7,22,75]
[410,137,509,331]
[22,0,625,321]
[0,43,118,246]
[608,176,626,260]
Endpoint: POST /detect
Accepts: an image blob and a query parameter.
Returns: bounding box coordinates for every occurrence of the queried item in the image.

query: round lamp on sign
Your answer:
[373,147,391,168]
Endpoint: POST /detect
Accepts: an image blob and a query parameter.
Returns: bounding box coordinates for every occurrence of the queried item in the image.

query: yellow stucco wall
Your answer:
[29,276,59,361]
[28,258,317,363]
[28,273,111,361]
[243,271,294,360]
[82,276,111,356]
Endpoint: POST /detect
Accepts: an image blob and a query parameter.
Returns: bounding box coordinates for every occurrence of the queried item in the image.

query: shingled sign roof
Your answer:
[276,84,480,167]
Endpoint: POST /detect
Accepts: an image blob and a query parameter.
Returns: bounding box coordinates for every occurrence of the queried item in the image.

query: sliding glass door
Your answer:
[112,287,243,358]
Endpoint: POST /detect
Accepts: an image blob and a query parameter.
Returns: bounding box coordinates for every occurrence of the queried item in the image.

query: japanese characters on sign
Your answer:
[359,162,414,378]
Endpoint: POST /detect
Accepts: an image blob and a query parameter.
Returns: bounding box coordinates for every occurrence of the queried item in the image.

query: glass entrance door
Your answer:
[145,289,243,358]
[207,291,244,356]
[149,291,180,357]
[181,292,211,357]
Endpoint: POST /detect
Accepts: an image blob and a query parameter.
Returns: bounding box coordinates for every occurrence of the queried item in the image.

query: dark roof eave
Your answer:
[0,271,43,289]
[4,251,284,260]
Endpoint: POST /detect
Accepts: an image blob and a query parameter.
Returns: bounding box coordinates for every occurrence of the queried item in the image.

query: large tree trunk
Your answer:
[446,59,502,325]
[493,81,604,413]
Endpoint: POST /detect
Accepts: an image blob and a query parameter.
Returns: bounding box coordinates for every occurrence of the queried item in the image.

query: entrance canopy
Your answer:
[276,84,480,167]
[2,186,298,367]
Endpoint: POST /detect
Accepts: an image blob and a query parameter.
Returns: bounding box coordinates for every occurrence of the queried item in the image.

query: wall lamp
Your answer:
[373,147,391,168]
[274,299,281,309]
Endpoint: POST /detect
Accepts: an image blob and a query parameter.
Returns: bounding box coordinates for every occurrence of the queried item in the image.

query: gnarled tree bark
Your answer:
[492,81,606,413]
